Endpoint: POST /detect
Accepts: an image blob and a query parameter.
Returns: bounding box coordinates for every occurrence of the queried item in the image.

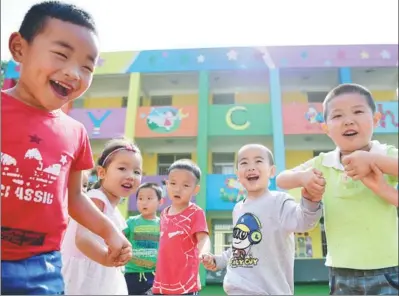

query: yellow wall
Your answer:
[141,94,198,107]
[142,153,157,175]
[141,96,151,106]
[285,150,313,201]
[281,90,396,104]
[282,91,308,103]
[285,150,323,259]
[172,94,198,106]
[372,90,397,101]
[83,97,123,108]
[295,226,323,259]
[235,92,269,103]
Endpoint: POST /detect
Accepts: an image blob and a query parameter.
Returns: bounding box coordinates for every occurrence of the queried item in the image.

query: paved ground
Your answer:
[201,283,329,295]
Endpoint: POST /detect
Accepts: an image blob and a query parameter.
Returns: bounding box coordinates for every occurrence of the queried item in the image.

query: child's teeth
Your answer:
[55,81,71,89]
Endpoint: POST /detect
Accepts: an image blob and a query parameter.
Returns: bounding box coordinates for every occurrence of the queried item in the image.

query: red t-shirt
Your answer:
[1,92,94,260]
[153,203,208,295]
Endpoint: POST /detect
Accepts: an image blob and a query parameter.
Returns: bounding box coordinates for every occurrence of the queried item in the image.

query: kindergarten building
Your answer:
[5,44,398,284]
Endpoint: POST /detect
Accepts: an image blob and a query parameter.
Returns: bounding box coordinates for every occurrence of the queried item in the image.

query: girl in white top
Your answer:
[62,139,143,295]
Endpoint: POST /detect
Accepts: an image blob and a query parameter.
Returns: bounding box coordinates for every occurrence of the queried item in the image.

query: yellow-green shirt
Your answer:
[294,140,398,270]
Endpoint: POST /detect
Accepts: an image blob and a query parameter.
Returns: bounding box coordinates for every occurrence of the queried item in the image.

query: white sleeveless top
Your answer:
[61,189,128,295]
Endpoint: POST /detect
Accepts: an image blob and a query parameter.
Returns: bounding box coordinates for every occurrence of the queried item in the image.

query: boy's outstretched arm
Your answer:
[68,170,132,263]
[276,170,308,190]
[276,158,316,190]
[196,232,211,257]
[361,163,398,207]
[213,248,232,270]
[373,154,398,178]
[279,193,323,233]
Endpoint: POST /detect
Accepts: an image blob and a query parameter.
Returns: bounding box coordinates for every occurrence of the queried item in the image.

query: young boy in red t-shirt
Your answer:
[152,160,211,295]
[1,2,132,294]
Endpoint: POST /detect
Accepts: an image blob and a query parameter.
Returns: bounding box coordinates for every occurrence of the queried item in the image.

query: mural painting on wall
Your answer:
[207,174,276,211]
[142,106,188,133]
[135,106,198,138]
[69,108,127,139]
[284,102,398,134]
[304,105,324,129]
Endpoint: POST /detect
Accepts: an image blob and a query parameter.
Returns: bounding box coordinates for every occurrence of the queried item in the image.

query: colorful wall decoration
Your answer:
[283,102,398,134]
[128,175,197,212]
[5,45,397,78]
[69,108,126,139]
[135,106,198,138]
[375,102,399,133]
[208,104,273,136]
[206,174,276,211]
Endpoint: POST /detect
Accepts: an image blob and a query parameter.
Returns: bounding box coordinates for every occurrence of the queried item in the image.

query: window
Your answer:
[121,96,128,107]
[150,95,172,106]
[157,153,191,175]
[122,96,143,107]
[213,222,234,255]
[212,153,235,174]
[307,91,328,103]
[212,93,235,105]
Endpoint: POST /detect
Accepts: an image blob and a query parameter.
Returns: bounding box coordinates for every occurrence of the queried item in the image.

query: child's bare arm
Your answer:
[68,170,115,240]
[373,154,398,177]
[196,232,211,257]
[75,224,110,266]
[276,158,324,196]
[361,164,398,207]
[68,170,132,264]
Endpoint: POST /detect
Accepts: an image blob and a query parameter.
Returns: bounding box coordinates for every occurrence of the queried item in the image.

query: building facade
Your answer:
[5,44,398,284]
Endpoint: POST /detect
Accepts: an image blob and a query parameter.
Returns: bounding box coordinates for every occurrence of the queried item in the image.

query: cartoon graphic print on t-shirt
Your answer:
[1,136,69,205]
[230,213,262,268]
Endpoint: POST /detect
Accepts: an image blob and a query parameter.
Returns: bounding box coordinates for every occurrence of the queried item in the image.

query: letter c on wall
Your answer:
[226,106,250,130]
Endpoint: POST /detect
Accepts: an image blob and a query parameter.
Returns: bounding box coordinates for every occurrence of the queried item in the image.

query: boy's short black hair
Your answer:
[19,1,97,43]
[136,182,163,201]
[167,159,201,183]
[323,83,376,120]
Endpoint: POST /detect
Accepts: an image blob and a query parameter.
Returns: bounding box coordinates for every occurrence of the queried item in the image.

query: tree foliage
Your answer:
[1,61,8,88]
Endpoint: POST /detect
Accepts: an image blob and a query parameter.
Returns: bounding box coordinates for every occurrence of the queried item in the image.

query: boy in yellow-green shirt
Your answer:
[277,83,398,295]
[124,183,163,295]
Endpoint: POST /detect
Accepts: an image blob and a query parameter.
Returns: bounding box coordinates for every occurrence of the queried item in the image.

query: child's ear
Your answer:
[194,184,200,196]
[96,166,105,180]
[373,112,381,127]
[159,198,165,206]
[269,165,276,178]
[9,32,26,63]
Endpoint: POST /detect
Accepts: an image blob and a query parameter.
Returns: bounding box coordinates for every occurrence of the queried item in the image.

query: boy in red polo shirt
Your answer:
[152,160,211,295]
[1,1,132,294]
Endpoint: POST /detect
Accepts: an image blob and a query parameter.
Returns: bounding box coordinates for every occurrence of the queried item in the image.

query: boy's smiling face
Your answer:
[236,144,275,197]
[9,18,99,111]
[324,93,379,153]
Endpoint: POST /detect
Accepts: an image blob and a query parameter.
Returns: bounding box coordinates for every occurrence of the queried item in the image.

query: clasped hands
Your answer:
[300,150,381,202]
